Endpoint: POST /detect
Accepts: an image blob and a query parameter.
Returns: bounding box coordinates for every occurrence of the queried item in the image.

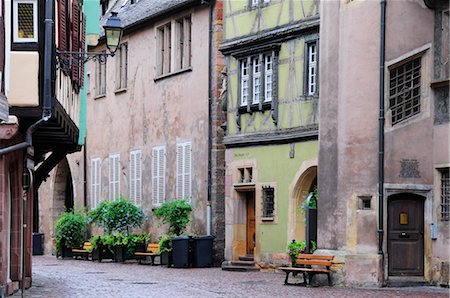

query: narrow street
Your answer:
[14,256,449,298]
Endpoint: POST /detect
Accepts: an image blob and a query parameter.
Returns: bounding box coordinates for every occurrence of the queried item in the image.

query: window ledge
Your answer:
[262,217,274,222]
[238,101,272,114]
[94,94,106,100]
[114,88,127,94]
[233,182,255,191]
[154,67,192,82]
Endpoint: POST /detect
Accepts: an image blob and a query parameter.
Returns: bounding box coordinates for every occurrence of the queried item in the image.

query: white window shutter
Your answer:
[129,152,136,203]
[184,143,192,200]
[136,151,142,205]
[91,159,96,208]
[176,144,183,199]
[158,148,165,204]
[116,155,120,199]
[109,156,113,199]
[152,148,159,206]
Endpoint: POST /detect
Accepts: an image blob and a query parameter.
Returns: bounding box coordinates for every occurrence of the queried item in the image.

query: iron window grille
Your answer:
[441,168,450,221]
[389,57,421,125]
[262,186,275,218]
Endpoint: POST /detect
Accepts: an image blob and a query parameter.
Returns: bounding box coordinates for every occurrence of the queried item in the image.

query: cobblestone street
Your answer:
[12,256,450,298]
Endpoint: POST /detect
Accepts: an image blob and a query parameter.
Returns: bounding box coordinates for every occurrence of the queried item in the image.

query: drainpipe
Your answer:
[83,137,87,208]
[206,0,214,236]
[378,0,386,256]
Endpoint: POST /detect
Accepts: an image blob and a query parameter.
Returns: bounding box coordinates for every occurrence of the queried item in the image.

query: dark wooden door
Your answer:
[388,194,424,276]
[246,191,256,255]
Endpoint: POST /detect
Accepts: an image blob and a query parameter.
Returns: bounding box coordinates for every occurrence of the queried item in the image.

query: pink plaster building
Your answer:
[319,0,449,287]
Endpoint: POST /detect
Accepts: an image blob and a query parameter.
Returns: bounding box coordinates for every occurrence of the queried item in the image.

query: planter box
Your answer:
[92,245,114,262]
[59,245,73,259]
[113,245,127,263]
[160,252,172,267]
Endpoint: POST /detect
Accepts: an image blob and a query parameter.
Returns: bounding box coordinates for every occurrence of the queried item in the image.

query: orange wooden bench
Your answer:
[280,254,334,286]
[72,242,92,260]
[134,243,160,265]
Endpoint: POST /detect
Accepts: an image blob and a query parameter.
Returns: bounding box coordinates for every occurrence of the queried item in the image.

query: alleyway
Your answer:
[14,256,449,297]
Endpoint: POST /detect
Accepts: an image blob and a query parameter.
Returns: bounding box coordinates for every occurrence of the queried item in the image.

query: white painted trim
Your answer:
[385,43,432,68]
[13,0,38,43]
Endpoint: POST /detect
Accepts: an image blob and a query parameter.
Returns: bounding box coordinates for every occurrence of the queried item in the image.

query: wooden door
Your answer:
[246,191,256,255]
[388,194,424,276]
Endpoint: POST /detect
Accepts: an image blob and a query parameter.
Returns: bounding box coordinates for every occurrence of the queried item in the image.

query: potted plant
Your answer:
[158,235,173,266]
[287,240,317,267]
[154,199,192,267]
[126,233,152,259]
[89,198,147,262]
[54,210,88,259]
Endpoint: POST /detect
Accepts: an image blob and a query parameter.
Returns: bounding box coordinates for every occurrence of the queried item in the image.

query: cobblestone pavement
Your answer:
[13,256,450,298]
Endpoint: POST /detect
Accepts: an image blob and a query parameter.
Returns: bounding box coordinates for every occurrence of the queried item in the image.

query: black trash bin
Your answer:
[171,236,191,268]
[32,233,44,255]
[192,235,214,268]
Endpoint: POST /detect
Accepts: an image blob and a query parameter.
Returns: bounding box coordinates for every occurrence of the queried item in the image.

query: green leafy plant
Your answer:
[287,240,317,266]
[88,198,147,234]
[158,235,173,253]
[153,199,192,236]
[55,210,88,254]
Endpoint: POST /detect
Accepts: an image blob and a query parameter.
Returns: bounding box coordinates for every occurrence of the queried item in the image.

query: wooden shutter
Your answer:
[71,0,79,84]
[79,14,86,88]
[115,155,120,199]
[91,159,96,208]
[152,148,158,205]
[130,152,136,203]
[58,0,67,51]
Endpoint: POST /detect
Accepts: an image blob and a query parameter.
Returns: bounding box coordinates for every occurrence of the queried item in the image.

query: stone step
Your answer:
[221,265,260,272]
[231,260,256,267]
[238,255,254,262]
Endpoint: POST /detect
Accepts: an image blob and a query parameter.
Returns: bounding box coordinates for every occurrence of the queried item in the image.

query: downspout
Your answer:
[83,137,87,207]
[20,0,54,295]
[206,0,214,236]
[378,0,386,256]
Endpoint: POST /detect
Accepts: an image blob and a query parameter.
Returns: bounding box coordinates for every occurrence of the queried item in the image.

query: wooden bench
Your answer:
[72,242,92,260]
[280,254,334,286]
[134,243,160,265]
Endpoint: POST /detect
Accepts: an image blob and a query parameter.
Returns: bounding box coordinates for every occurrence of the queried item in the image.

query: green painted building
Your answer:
[220,0,319,268]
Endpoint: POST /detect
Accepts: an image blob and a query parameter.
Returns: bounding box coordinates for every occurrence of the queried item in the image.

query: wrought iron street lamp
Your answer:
[56,12,124,67]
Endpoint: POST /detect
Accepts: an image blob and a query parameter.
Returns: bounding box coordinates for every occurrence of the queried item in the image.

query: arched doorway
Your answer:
[288,162,317,244]
[388,193,424,276]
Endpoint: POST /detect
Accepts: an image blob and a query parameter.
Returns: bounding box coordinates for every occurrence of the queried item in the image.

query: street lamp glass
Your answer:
[103,12,123,55]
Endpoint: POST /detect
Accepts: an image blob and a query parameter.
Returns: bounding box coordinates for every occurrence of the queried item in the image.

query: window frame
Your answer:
[304,37,319,97]
[129,150,142,206]
[95,56,107,97]
[262,186,275,220]
[109,154,120,200]
[13,0,38,44]
[176,141,192,202]
[388,56,422,126]
[238,51,277,112]
[155,15,192,79]
[440,168,450,221]
[115,42,128,91]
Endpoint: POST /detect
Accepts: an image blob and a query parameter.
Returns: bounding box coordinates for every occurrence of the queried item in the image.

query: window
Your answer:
[307,42,317,95]
[86,73,90,94]
[96,58,106,96]
[152,146,166,206]
[13,0,38,43]
[240,52,275,107]
[109,154,120,200]
[115,43,128,90]
[262,186,275,218]
[389,57,421,125]
[441,168,450,221]
[91,158,101,208]
[129,150,142,205]
[251,0,270,6]
[156,15,191,77]
[176,142,192,201]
